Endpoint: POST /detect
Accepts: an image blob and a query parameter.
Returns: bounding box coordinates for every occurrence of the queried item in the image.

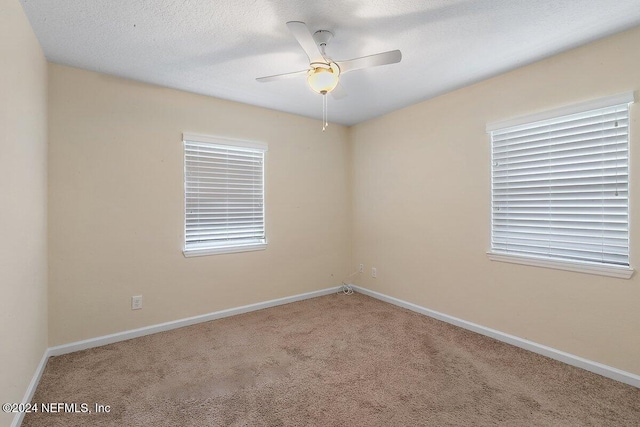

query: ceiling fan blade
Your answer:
[330,83,347,100]
[286,21,325,64]
[256,69,308,83]
[337,50,402,74]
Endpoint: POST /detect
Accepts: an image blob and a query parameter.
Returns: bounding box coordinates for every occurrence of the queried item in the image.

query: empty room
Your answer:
[2,0,640,425]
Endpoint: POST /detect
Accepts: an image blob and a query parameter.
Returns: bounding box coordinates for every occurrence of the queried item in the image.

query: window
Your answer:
[183,133,267,257]
[487,93,634,278]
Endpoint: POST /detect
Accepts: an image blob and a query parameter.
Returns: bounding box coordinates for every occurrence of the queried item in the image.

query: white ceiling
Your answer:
[20,0,640,126]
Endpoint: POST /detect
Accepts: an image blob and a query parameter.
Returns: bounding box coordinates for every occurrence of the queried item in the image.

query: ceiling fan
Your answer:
[256,21,402,129]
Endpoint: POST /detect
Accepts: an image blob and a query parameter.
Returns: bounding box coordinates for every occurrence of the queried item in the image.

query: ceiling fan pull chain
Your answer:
[322,93,325,131]
[325,93,328,129]
[322,92,328,132]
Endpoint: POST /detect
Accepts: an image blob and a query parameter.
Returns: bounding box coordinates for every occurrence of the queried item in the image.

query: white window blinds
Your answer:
[183,134,267,256]
[490,98,632,268]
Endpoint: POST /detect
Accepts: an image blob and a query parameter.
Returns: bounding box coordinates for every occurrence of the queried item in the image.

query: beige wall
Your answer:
[47,64,351,346]
[0,0,48,423]
[350,26,640,375]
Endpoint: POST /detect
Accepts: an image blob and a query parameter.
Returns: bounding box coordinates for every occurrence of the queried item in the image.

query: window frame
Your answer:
[182,133,268,257]
[486,93,635,279]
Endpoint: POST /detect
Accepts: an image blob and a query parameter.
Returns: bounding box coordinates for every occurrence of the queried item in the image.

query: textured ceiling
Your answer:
[20,0,640,126]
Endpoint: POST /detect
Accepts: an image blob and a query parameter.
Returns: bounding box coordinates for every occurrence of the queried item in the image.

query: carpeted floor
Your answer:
[23,292,639,426]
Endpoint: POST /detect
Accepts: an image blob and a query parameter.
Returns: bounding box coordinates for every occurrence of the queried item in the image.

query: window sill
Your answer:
[183,243,267,257]
[487,252,634,279]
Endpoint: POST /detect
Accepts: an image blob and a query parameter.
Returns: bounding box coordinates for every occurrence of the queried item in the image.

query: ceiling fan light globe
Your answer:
[307,63,340,94]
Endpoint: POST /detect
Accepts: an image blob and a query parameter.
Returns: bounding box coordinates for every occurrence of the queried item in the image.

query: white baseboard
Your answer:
[48,286,341,357]
[11,348,51,427]
[350,285,640,389]
[12,286,340,426]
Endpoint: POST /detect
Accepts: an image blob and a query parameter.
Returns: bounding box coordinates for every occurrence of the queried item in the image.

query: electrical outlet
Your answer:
[131,295,143,310]
[359,264,364,273]
[372,267,377,278]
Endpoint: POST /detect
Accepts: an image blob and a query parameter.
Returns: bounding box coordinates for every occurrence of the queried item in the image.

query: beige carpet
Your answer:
[23,292,639,426]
